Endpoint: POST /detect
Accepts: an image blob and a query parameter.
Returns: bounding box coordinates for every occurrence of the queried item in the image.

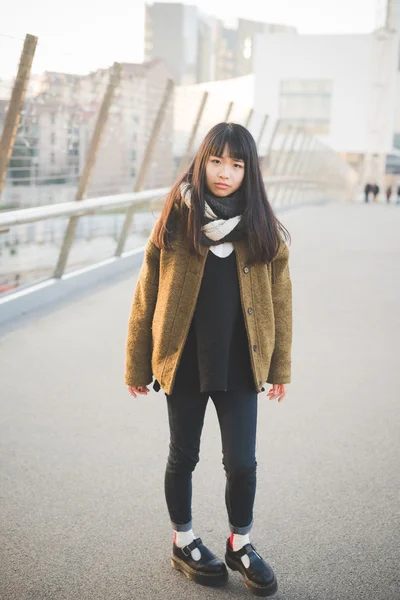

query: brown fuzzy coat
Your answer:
[125,226,292,394]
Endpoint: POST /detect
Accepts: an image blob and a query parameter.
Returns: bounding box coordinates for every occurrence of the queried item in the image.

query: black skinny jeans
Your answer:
[164,389,258,535]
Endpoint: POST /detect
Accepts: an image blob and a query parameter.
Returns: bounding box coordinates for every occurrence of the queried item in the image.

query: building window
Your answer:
[51,152,55,164]
[51,132,56,145]
[243,37,252,59]
[131,167,136,178]
[279,79,333,135]
[131,150,136,161]
[51,113,56,125]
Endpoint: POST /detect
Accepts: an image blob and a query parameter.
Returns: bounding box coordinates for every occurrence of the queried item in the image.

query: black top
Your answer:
[172,248,255,394]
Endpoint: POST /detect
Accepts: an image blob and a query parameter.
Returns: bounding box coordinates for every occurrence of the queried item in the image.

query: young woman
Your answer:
[125,122,292,597]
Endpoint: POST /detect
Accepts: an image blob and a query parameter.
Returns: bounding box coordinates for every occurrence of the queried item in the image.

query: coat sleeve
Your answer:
[267,240,293,384]
[125,238,160,387]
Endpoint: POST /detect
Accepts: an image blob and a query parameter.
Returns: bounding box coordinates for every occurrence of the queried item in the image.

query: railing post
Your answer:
[292,135,313,204]
[274,127,302,206]
[177,90,208,176]
[260,119,281,177]
[273,124,294,175]
[0,34,38,198]
[281,130,309,206]
[224,101,234,122]
[54,62,122,278]
[268,124,293,206]
[256,114,269,152]
[314,141,329,202]
[244,108,253,129]
[115,78,174,257]
[292,137,316,206]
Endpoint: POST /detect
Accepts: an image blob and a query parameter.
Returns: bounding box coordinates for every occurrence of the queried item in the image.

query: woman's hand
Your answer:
[266,384,286,403]
[127,385,150,398]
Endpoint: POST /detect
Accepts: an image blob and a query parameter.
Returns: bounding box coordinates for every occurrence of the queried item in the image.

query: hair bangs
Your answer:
[207,125,248,164]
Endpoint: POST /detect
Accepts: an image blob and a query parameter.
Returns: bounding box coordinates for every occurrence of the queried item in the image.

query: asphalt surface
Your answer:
[1,202,399,600]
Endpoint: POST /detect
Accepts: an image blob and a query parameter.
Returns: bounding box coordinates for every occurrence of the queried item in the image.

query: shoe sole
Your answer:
[225,555,278,597]
[171,556,228,587]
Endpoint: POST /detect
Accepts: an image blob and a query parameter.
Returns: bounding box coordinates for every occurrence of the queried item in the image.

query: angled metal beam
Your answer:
[256,114,269,152]
[0,34,38,197]
[54,62,122,278]
[260,119,281,177]
[244,108,254,129]
[115,78,174,257]
[224,101,234,122]
[274,127,303,206]
[177,90,208,176]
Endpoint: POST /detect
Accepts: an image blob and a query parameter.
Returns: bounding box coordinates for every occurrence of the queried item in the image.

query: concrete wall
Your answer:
[253,31,399,154]
[394,72,400,135]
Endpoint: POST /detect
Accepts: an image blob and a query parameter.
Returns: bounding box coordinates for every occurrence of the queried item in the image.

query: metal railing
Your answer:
[0,170,350,295]
[0,33,358,296]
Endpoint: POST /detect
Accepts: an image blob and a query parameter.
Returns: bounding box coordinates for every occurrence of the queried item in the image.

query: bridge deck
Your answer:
[1,202,399,600]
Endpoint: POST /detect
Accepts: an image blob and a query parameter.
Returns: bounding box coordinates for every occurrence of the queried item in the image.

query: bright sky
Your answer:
[0,0,379,78]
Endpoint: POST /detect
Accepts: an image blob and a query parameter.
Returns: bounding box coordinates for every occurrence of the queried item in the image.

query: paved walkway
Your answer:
[1,203,399,600]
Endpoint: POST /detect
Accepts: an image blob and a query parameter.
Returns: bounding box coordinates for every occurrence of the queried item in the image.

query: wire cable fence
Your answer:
[0,33,357,295]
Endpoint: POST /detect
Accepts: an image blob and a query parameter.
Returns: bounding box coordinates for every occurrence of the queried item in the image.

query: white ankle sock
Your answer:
[230,533,250,568]
[174,529,201,561]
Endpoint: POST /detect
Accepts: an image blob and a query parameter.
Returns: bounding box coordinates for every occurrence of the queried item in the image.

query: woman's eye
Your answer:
[212,159,220,164]
[234,163,243,168]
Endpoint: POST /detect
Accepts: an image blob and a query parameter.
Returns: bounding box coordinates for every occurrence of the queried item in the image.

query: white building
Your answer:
[253,28,400,183]
[388,0,400,147]
[235,18,296,77]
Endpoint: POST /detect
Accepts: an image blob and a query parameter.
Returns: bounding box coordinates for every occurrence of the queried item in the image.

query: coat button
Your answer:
[261,387,265,392]
[243,266,249,274]
[253,344,257,351]
[247,307,253,315]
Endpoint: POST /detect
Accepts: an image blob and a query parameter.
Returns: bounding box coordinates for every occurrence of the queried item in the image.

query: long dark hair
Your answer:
[153,122,290,264]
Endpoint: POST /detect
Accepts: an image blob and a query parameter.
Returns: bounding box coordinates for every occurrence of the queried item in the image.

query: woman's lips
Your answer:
[215,183,230,189]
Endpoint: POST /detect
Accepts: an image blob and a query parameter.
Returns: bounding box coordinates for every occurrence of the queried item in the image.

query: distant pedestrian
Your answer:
[372,183,380,203]
[385,185,392,204]
[364,182,371,203]
[397,185,400,205]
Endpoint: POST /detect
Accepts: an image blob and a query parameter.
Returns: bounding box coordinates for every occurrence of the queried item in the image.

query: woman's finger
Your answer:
[278,387,286,402]
[267,385,285,401]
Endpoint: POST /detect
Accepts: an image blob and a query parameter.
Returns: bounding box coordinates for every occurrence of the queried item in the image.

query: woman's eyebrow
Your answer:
[209,154,244,162]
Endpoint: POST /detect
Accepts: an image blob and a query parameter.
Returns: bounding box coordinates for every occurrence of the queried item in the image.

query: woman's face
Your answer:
[205,144,245,197]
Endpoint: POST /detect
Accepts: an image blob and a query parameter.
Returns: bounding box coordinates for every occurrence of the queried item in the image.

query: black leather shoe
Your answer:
[171,537,228,587]
[225,538,278,597]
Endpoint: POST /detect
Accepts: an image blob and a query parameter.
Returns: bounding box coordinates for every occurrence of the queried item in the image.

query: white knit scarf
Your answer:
[180,182,243,243]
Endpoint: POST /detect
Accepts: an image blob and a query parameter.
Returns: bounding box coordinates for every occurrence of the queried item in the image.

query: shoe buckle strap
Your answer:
[182,537,202,557]
[236,543,255,558]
